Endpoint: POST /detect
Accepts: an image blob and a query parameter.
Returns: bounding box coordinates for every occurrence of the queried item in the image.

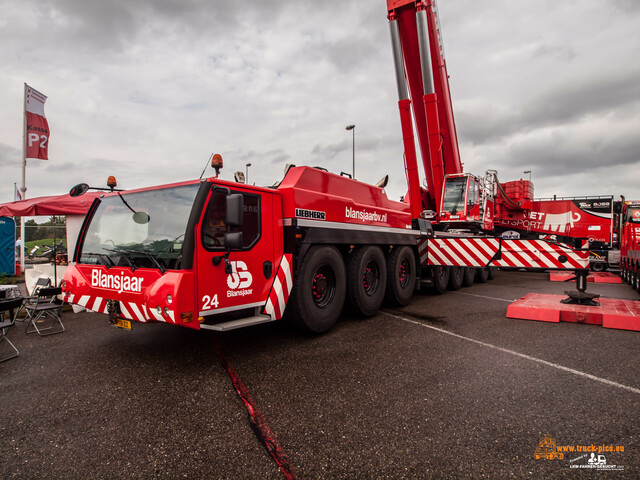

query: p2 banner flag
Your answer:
[25,85,49,160]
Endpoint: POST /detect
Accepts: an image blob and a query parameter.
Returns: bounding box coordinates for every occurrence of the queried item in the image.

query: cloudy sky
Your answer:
[1,0,639,208]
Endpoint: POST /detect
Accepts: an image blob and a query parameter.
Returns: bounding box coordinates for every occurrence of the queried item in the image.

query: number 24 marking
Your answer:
[201,294,219,310]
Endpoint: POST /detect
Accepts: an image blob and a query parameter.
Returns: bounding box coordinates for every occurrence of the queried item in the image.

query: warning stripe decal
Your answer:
[424,238,588,269]
[264,254,293,321]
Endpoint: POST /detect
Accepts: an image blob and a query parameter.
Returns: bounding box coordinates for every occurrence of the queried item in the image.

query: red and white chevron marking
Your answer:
[264,254,293,320]
[421,238,588,269]
[64,293,175,323]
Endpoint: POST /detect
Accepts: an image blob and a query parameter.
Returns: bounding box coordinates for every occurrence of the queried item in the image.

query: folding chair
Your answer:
[24,287,65,336]
[0,297,23,362]
[15,277,51,323]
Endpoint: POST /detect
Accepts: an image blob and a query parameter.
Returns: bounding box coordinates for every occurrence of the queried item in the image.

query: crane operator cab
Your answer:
[439,174,482,227]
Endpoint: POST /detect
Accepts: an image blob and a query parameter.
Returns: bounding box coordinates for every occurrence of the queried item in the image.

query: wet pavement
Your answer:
[1,271,638,479]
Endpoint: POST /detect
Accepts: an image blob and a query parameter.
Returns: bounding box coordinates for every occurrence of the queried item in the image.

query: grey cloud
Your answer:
[458,67,640,145]
[486,128,640,178]
[532,43,576,61]
[612,0,640,13]
[311,140,349,159]
[0,143,20,167]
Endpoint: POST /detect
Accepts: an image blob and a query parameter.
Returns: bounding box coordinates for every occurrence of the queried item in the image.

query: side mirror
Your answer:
[132,211,151,224]
[224,232,243,250]
[69,183,90,197]
[226,194,243,227]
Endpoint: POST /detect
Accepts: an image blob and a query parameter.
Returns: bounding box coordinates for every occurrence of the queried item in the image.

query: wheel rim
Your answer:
[398,258,410,289]
[362,261,380,296]
[312,265,336,308]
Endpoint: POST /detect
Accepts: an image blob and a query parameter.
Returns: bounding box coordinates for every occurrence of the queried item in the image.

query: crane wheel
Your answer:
[476,267,490,283]
[462,267,475,287]
[448,267,464,291]
[431,266,450,294]
[289,245,346,333]
[347,246,387,316]
[487,267,497,280]
[385,246,416,306]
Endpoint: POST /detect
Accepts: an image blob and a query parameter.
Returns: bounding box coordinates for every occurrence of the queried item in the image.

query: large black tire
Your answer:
[448,267,464,291]
[591,262,605,272]
[431,266,450,294]
[462,267,475,287]
[290,245,346,333]
[347,246,387,316]
[624,265,630,283]
[487,267,498,280]
[385,246,416,307]
[476,267,490,283]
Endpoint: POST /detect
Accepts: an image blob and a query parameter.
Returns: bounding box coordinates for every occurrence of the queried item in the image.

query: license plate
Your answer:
[112,318,132,330]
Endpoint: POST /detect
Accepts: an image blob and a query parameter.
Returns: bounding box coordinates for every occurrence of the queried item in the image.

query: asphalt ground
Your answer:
[1,271,638,479]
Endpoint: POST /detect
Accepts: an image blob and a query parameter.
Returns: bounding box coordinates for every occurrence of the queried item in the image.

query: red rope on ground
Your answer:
[214,339,299,480]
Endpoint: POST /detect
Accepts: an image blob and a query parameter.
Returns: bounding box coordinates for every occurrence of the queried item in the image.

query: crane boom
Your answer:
[387,0,462,214]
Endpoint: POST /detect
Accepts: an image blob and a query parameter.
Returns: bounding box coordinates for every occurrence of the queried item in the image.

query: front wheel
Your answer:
[591,262,605,272]
[290,246,346,333]
[347,246,387,316]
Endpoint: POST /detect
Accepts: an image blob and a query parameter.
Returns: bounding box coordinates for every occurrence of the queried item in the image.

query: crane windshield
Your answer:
[441,177,468,214]
[78,183,200,271]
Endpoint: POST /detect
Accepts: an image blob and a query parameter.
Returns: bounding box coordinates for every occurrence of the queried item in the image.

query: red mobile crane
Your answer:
[60,2,588,333]
[620,199,640,291]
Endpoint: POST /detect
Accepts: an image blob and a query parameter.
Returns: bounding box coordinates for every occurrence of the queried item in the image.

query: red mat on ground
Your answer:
[548,271,622,284]
[507,293,640,331]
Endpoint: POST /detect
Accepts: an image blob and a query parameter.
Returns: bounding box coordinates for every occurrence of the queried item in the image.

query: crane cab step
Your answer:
[200,313,272,332]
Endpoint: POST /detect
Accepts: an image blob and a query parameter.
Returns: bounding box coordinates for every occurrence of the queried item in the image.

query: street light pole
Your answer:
[524,170,532,182]
[346,124,355,179]
[246,163,252,184]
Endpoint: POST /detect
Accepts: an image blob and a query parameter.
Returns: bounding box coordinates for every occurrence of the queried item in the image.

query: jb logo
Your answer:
[227,261,253,289]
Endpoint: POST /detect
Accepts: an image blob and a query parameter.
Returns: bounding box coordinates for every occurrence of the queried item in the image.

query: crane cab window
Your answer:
[467,177,479,208]
[442,177,468,215]
[627,208,640,224]
[201,190,260,250]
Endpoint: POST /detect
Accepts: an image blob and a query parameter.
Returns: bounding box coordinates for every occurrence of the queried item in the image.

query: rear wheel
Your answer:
[591,262,605,272]
[476,267,490,283]
[290,245,346,333]
[448,267,464,291]
[347,246,387,316]
[487,267,498,280]
[462,267,475,287]
[431,266,450,294]
[385,246,416,307]
[623,263,629,283]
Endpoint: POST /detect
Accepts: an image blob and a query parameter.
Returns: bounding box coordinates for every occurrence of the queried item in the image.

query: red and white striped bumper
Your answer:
[421,238,589,270]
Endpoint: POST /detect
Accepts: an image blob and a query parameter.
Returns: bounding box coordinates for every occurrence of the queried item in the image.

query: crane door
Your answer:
[195,187,278,319]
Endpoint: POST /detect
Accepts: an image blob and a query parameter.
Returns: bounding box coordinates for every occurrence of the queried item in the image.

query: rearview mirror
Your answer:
[69,183,90,197]
[226,194,244,227]
[132,211,151,224]
[224,232,243,250]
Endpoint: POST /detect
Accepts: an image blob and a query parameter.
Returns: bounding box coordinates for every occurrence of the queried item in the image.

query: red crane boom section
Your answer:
[387,0,462,214]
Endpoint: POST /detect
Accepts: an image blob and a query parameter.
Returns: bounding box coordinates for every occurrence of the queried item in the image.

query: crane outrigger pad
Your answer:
[507,293,640,331]
[549,271,623,284]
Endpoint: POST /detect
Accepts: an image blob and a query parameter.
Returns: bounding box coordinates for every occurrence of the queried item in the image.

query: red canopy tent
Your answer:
[0,192,101,216]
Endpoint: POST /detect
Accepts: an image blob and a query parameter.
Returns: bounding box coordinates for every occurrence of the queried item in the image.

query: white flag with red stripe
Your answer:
[24,85,50,160]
